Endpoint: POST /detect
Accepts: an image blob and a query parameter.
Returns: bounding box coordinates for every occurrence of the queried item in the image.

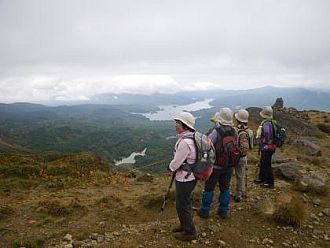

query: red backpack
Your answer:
[215,126,240,167]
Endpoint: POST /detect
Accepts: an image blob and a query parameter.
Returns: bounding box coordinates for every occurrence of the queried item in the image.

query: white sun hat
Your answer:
[174,112,195,130]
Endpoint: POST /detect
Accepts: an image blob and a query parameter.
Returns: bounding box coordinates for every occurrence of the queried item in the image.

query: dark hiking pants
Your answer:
[259,151,274,185]
[205,167,233,193]
[175,179,197,234]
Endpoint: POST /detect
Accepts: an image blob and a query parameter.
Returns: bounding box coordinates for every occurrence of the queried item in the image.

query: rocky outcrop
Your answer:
[247,97,320,137]
[295,175,327,194]
[272,162,301,181]
[292,138,321,156]
[272,97,284,110]
[248,107,319,137]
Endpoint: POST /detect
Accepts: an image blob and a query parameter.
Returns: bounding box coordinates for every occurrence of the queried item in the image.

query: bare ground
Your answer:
[1,153,329,248]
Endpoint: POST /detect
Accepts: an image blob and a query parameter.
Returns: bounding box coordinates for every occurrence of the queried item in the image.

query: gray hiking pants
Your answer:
[234,156,247,198]
[175,179,197,234]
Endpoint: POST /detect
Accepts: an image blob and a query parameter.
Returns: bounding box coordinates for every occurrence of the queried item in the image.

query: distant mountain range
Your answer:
[88,86,330,112]
[0,85,328,167]
[0,87,329,118]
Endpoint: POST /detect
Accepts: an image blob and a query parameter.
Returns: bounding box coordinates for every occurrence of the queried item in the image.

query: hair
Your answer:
[180,121,195,132]
[236,119,247,125]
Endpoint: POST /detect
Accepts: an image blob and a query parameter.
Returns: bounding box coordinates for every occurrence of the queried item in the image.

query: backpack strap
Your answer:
[180,135,198,179]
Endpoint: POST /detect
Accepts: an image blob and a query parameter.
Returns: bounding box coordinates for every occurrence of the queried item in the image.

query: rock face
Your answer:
[292,138,321,156]
[247,107,319,137]
[272,97,284,110]
[295,175,327,194]
[272,162,301,181]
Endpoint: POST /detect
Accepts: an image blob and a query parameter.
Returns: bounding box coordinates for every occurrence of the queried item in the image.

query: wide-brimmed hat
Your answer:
[174,112,195,130]
[234,109,249,123]
[218,107,233,126]
[260,106,273,119]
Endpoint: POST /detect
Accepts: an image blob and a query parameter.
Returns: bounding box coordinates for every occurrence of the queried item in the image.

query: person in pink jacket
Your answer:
[168,111,197,241]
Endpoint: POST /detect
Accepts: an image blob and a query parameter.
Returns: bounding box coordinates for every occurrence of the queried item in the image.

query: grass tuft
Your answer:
[0,204,15,219]
[273,194,306,227]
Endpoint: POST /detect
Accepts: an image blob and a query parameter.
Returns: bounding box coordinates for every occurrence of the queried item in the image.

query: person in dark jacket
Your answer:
[255,106,276,188]
[198,107,237,219]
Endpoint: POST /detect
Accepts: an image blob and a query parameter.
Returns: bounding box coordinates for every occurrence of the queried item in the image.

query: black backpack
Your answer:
[271,120,286,148]
[262,119,286,148]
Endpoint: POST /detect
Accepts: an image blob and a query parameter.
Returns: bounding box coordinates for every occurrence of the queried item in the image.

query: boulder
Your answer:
[272,162,301,181]
[295,175,327,194]
[292,138,321,156]
[272,155,294,164]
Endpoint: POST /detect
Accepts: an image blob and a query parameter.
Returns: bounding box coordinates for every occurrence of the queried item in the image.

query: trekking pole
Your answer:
[161,172,176,212]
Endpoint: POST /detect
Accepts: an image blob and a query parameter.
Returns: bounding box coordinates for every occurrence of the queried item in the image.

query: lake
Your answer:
[114,148,147,166]
[142,98,214,120]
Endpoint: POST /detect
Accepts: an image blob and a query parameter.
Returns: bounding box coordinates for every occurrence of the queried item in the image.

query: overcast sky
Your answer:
[0,0,330,103]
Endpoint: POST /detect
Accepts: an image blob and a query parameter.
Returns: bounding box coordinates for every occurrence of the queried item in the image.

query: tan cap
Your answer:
[235,109,249,123]
[218,107,233,126]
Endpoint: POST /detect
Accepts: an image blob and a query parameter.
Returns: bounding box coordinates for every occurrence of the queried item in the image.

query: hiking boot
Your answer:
[174,231,197,241]
[254,179,264,184]
[197,210,209,219]
[234,196,241,203]
[172,224,183,233]
[218,212,228,219]
[261,183,275,189]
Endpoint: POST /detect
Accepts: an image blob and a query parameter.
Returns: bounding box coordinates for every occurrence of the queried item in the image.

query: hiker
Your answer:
[255,106,276,188]
[233,109,253,202]
[198,107,237,219]
[168,111,197,241]
[210,111,220,124]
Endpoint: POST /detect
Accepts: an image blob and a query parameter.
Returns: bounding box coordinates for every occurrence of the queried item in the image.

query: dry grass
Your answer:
[316,123,330,134]
[97,193,123,208]
[0,204,15,219]
[13,239,45,248]
[38,199,70,216]
[273,194,306,227]
[37,198,87,217]
[138,190,175,209]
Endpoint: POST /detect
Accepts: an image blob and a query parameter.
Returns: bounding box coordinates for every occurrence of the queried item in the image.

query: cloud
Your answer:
[0,0,329,102]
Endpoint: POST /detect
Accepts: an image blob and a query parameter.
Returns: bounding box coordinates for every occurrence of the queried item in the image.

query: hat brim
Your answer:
[219,119,233,126]
[174,118,195,130]
[259,111,272,119]
[234,113,248,123]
